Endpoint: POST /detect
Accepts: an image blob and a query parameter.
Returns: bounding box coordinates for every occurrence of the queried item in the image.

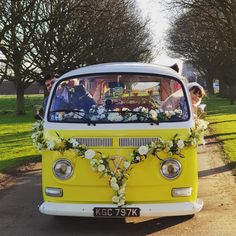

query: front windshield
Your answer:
[47,73,189,123]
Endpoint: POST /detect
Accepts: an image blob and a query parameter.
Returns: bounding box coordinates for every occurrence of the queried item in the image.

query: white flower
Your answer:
[57,113,63,121]
[149,109,157,120]
[99,114,106,119]
[68,112,74,117]
[130,115,138,121]
[98,164,105,172]
[37,143,43,150]
[124,161,130,169]
[97,106,105,115]
[141,107,148,113]
[107,113,123,121]
[31,133,37,139]
[110,177,117,184]
[32,122,41,130]
[167,140,173,148]
[90,159,98,166]
[118,188,125,195]
[74,114,82,119]
[165,111,172,118]
[117,199,125,206]
[138,145,149,155]
[112,195,120,203]
[69,138,79,148]
[91,115,98,121]
[111,182,119,191]
[177,140,185,149]
[46,141,55,150]
[133,107,140,112]
[174,109,182,115]
[84,149,96,159]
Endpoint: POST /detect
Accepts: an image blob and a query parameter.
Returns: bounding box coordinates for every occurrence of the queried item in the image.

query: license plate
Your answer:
[93,207,140,217]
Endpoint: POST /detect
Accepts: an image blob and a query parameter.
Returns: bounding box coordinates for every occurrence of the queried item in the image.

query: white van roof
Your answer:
[59,62,182,80]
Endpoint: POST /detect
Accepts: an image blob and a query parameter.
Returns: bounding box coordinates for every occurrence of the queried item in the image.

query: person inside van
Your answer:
[72,84,96,112]
[43,73,58,111]
[162,82,205,119]
[50,82,71,111]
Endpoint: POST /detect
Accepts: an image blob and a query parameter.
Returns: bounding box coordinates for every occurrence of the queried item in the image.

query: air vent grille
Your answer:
[119,137,160,147]
[76,138,113,147]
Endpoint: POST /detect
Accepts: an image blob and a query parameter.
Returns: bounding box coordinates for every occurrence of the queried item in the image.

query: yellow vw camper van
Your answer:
[38,63,203,217]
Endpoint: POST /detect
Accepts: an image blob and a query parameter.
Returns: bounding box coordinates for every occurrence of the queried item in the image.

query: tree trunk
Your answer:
[229,85,235,105]
[206,76,214,95]
[219,80,228,98]
[15,84,26,115]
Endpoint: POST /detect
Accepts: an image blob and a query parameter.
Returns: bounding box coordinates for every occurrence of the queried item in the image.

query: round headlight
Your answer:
[53,159,73,180]
[160,158,181,179]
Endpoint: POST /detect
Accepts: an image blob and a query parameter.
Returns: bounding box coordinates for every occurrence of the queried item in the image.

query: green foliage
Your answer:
[0,95,43,172]
[205,95,236,170]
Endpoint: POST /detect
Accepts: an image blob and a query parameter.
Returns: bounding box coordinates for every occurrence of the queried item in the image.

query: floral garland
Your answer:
[32,117,208,206]
[49,105,183,123]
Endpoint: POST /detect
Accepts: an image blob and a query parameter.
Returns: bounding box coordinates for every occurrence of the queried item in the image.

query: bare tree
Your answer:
[31,0,154,72]
[0,0,44,114]
[164,0,236,103]
[0,0,155,114]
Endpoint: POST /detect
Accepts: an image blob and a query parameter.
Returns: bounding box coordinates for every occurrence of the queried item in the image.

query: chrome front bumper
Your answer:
[39,199,203,217]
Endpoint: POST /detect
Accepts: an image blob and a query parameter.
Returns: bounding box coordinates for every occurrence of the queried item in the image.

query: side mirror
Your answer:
[34,113,43,120]
[34,105,43,120]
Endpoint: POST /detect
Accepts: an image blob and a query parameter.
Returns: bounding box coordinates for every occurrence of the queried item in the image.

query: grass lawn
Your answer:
[204,95,236,171]
[0,95,43,172]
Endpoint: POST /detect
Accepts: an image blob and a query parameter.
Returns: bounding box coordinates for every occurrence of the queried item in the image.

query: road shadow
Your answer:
[210,120,236,125]
[205,132,236,139]
[198,162,236,177]
[44,214,194,235]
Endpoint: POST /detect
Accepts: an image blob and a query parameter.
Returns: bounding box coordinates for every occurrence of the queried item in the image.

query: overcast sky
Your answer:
[136,0,183,68]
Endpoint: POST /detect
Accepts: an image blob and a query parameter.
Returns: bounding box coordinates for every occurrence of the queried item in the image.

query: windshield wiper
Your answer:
[49,109,96,126]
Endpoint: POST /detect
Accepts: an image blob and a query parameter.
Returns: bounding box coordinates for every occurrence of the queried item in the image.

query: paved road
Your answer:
[0,141,236,236]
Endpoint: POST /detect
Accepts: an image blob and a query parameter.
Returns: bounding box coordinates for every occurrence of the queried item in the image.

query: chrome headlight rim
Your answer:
[53,158,73,180]
[160,158,181,180]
